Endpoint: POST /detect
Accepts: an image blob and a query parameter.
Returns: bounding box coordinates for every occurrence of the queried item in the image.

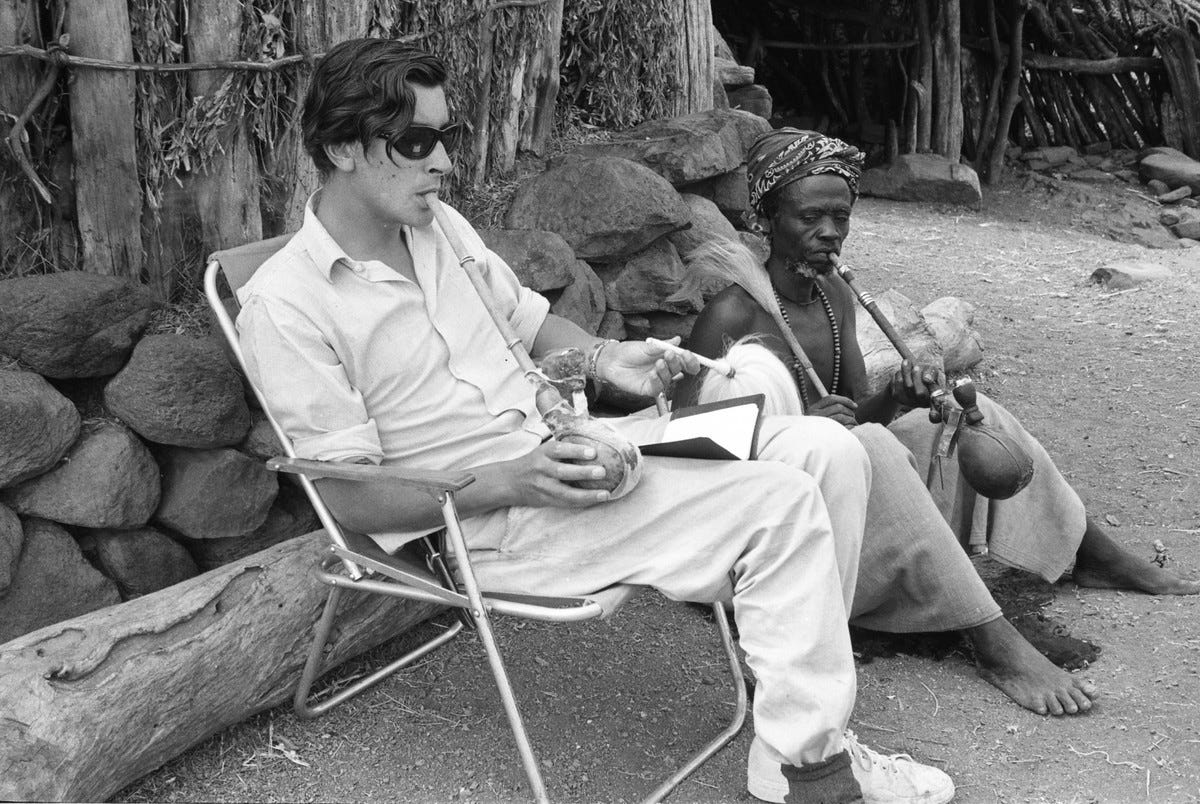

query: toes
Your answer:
[1069,688,1094,712]
[1045,695,1065,716]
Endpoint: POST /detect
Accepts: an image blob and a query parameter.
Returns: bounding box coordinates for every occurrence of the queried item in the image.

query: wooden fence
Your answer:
[0,0,715,298]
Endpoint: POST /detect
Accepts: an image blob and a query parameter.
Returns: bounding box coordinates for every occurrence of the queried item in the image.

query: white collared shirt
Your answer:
[236,197,552,475]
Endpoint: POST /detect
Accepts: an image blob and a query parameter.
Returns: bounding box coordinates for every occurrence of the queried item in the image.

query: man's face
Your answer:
[765,174,853,277]
[339,83,454,229]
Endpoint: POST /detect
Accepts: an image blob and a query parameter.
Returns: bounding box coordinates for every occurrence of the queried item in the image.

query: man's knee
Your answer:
[853,422,919,473]
[766,415,870,477]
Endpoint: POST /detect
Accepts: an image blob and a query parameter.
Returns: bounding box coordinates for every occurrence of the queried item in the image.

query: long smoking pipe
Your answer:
[829,252,1034,500]
[422,191,642,497]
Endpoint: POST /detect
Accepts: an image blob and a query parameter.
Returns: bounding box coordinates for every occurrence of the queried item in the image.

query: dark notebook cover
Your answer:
[639,394,765,461]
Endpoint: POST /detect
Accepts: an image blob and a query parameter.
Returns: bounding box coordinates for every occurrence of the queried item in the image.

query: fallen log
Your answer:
[0,529,441,803]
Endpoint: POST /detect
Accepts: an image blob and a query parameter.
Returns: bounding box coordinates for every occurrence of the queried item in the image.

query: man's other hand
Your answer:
[804,394,858,427]
[599,337,699,399]
[505,439,612,508]
[888,359,945,408]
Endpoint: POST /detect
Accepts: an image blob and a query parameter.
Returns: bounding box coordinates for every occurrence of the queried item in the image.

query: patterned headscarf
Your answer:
[747,128,865,215]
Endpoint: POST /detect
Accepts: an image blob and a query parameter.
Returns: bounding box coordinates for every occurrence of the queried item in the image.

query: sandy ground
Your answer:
[117,175,1200,804]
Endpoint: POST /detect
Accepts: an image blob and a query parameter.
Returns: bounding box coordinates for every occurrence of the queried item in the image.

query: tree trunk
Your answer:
[1159,28,1200,159]
[283,1,373,232]
[187,0,263,252]
[932,0,963,161]
[673,0,715,115]
[518,0,564,156]
[0,530,441,803]
[67,0,143,278]
[915,0,933,151]
[986,0,1030,183]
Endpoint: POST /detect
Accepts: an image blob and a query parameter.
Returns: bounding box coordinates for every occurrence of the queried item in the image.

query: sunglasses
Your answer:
[379,121,466,161]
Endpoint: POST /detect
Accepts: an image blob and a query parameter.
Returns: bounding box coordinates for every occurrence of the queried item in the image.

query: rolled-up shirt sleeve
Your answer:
[237,294,384,463]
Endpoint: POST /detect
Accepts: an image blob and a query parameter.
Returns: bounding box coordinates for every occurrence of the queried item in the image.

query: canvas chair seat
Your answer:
[203,236,746,804]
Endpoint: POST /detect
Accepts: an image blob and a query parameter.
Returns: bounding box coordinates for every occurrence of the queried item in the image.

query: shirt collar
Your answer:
[297,192,356,282]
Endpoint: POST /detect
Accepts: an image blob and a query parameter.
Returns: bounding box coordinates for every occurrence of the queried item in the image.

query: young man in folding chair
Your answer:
[235,37,954,804]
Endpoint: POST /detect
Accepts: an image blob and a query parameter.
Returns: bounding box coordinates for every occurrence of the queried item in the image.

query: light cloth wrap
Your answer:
[747,128,865,215]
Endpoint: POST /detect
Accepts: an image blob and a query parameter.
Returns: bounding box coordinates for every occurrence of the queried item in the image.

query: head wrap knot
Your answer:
[747,128,865,216]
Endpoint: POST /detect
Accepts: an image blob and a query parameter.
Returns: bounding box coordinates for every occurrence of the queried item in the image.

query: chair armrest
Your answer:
[266,456,475,493]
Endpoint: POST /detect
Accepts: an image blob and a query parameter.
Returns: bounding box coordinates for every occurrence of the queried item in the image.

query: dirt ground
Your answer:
[116,173,1200,804]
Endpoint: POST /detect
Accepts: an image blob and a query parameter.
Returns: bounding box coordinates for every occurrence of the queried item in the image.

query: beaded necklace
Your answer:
[772,282,841,408]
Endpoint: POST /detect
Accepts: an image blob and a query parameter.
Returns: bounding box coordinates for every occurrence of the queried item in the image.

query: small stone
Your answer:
[1158,185,1193,204]
[1090,261,1173,289]
[1147,179,1171,196]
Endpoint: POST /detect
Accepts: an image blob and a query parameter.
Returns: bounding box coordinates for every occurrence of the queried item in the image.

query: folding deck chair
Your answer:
[203,237,748,803]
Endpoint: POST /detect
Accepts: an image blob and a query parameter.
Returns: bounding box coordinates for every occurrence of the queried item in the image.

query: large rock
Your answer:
[0,273,159,378]
[727,85,772,121]
[623,311,698,343]
[178,484,319,571]
[80,527,199,599]
[154,447,277,540]
[506,157,690,262]
[855,289,944,397]
[859,154,983,209]
[680,167,754,227]
[549,260,606,335]
[1139,148,1200,194]
[557,109,770,187]
[0,518,121,644]
[0,371,80,489]
[668,193,741,259]
[716,57,755,87]
[104,334,250,448]
[0,503,20,594]
[0,420,160,529]
[921,297,983,374]
[477,229,575,292]
[239,410,281,462]
[593,238,697,314]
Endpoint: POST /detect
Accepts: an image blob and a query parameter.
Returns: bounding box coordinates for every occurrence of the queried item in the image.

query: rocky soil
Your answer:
[116,173,1200,804]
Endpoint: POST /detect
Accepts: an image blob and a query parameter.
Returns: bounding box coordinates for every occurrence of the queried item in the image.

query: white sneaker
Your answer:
[748,731,955,804]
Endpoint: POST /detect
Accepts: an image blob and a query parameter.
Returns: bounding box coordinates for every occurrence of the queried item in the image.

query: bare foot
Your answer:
[1073,519,1200,595]
[967,617,1098,716]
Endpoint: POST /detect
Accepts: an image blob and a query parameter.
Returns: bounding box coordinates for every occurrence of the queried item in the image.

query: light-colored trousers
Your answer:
[464,414,871,768]
[849,393,1087,633]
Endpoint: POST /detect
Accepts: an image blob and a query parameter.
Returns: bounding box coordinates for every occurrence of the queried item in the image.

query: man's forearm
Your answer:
[531,313,605,358]
[316,460,517,534]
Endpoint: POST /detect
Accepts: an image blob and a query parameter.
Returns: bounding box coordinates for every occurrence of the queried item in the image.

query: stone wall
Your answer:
[0,277,318,643]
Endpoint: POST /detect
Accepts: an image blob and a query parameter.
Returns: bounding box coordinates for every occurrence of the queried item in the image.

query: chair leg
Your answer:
[641,601,749,804]
[293,584,465,719]
[439,494,551,804]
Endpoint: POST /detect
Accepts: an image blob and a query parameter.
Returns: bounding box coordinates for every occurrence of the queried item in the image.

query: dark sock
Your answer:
[781,750,862,804]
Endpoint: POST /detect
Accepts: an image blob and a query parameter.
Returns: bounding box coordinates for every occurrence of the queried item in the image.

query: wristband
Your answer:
[585,338,617,399]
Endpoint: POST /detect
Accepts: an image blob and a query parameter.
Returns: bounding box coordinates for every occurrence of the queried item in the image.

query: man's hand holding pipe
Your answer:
[592,337,700,400]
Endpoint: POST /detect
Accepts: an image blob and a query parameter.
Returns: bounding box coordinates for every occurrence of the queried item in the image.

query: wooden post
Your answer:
[187,0,263,252]
[0,531,441,803]
[66,0,143,278]
[1159,27,1200,159]
[282,1,373,232]
[915,0,933,151]
[679,0,715,115]
[985,0,1030,183]
[932,0,963,161]
[518,0,564,156]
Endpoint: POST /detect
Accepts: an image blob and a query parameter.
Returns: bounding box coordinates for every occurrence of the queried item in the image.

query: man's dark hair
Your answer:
[302,38,448,175]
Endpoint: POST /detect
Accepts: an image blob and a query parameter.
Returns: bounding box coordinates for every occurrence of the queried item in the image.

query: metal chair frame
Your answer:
[203,241,747,803]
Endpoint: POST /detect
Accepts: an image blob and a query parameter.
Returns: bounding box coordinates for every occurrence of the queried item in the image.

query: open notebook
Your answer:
[639,395,765,461]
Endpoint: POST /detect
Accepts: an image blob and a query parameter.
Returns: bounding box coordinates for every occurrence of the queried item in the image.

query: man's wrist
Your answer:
[585,338,618,393]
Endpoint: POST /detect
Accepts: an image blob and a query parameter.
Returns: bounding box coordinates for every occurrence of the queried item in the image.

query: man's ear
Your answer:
[324,141,360,174]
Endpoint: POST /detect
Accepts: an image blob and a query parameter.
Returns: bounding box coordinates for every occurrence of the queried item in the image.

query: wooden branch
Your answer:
[3,39,60,205]
[725,35,918,52]
[985,0,1029,183]
[0,531,442,802]
[0,2,547,73]
[962,37,1162,74]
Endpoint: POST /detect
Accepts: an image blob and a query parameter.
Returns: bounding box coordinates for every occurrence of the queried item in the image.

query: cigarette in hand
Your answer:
[646,337,735,378]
